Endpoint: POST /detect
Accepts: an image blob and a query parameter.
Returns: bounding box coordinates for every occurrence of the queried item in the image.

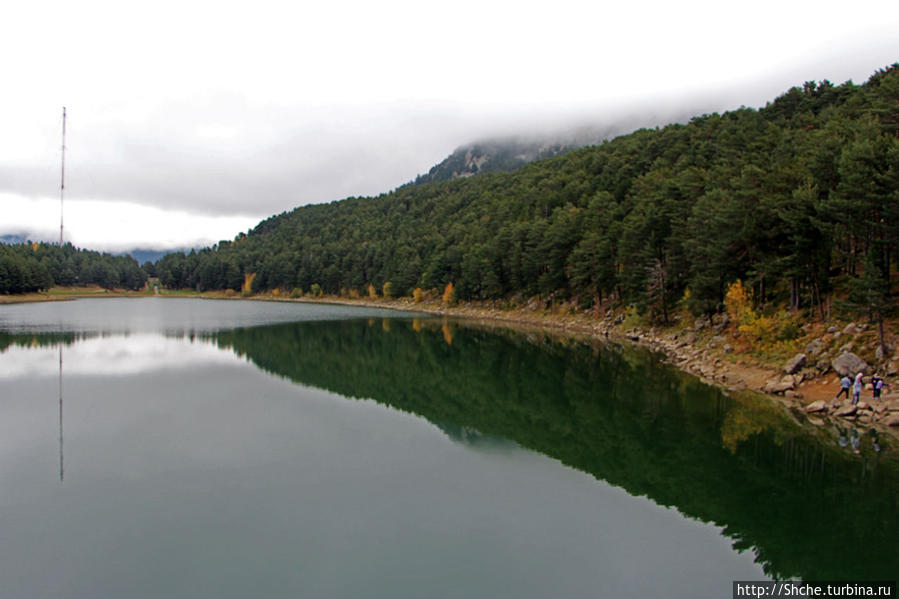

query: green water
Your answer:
[1,299,896,598]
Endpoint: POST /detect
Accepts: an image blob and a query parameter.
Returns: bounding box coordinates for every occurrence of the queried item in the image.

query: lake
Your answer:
[1,298,896,598]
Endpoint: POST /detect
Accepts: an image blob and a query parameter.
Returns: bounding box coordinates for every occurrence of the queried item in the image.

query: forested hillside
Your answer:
[156,66,898,325]
[0,243,147,293]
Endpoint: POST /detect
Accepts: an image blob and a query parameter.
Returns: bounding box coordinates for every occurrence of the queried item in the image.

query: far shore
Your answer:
[4,286,898,440]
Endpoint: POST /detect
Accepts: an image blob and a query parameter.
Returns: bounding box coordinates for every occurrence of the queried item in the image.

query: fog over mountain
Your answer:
[1,0,896,251]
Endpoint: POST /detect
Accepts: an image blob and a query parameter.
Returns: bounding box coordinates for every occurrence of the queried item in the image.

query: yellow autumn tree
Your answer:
[242,273,256,296]
[382,281,393,299]
[442,282,456,305]
[724,279,753,324]
[413,287,423,303]
[725,279,776,342]
[367,283,377,299]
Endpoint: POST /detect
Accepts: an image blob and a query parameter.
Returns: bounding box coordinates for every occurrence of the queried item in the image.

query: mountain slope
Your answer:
[155,65,899,329]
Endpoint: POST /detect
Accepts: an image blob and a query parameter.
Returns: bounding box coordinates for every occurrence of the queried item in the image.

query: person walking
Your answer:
[851,373,863,405]
[872,373,890,400]
[836,375,852,399]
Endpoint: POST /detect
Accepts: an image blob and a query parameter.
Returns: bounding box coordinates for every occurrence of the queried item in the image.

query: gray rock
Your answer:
[827,326,838,333]
[784,353,807,375]
[763,376,795,394]
[831,352,869,377]
[834,404,858,417]
[722,344,734,354]
[805,400,827,413]
[886,414,899,427]
[815,359,831,372]
[708,335,727,348]
[843,322,860,335]
[805,338,825,357]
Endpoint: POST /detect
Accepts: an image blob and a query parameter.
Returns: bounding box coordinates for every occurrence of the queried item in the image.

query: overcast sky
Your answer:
[2,0,897,251]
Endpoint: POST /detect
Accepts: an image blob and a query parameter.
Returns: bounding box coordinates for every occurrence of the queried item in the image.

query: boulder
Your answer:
[815,359,830,372]
[886,414,899,427]
[763,376,795,394]
[843,322,860,335]
[834,404,858,417]
[677,331,698,348]
[831,352,869,377]
[805,400,827,413]
[783,353,807,375]
[805,338,825,357]
[708,335,727,348]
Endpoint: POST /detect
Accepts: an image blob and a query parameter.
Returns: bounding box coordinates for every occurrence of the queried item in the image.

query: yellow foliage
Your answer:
[442,282,455,305]
[724,280,797,346]
[724,279,754,324]
[412,318,422,332]
[272,288,280,296]
[382,281,393,299]
[367,283,377,299]
[413,287,423,303]
[242,273,257,296]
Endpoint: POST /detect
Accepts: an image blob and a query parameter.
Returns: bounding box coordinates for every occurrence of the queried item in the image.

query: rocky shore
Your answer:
[609,315,899,436]
[316,296,899,437]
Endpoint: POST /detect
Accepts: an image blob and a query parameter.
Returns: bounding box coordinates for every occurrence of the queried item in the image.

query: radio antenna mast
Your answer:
[60,107,66,246]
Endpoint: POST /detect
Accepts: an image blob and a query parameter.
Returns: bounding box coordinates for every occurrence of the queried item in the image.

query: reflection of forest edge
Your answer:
[5,320,898,580]
[209,318,899,581]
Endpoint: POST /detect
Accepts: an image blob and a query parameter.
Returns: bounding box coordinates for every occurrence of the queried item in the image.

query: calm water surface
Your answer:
[1,298,896,598]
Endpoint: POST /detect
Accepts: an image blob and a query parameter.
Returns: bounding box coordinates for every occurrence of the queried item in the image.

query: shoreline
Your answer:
[6,287,898,438]
[257,294,899,436]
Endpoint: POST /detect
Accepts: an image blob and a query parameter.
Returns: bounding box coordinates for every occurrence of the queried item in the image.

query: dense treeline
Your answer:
[157,66,899,324]
[0,242,147,294]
